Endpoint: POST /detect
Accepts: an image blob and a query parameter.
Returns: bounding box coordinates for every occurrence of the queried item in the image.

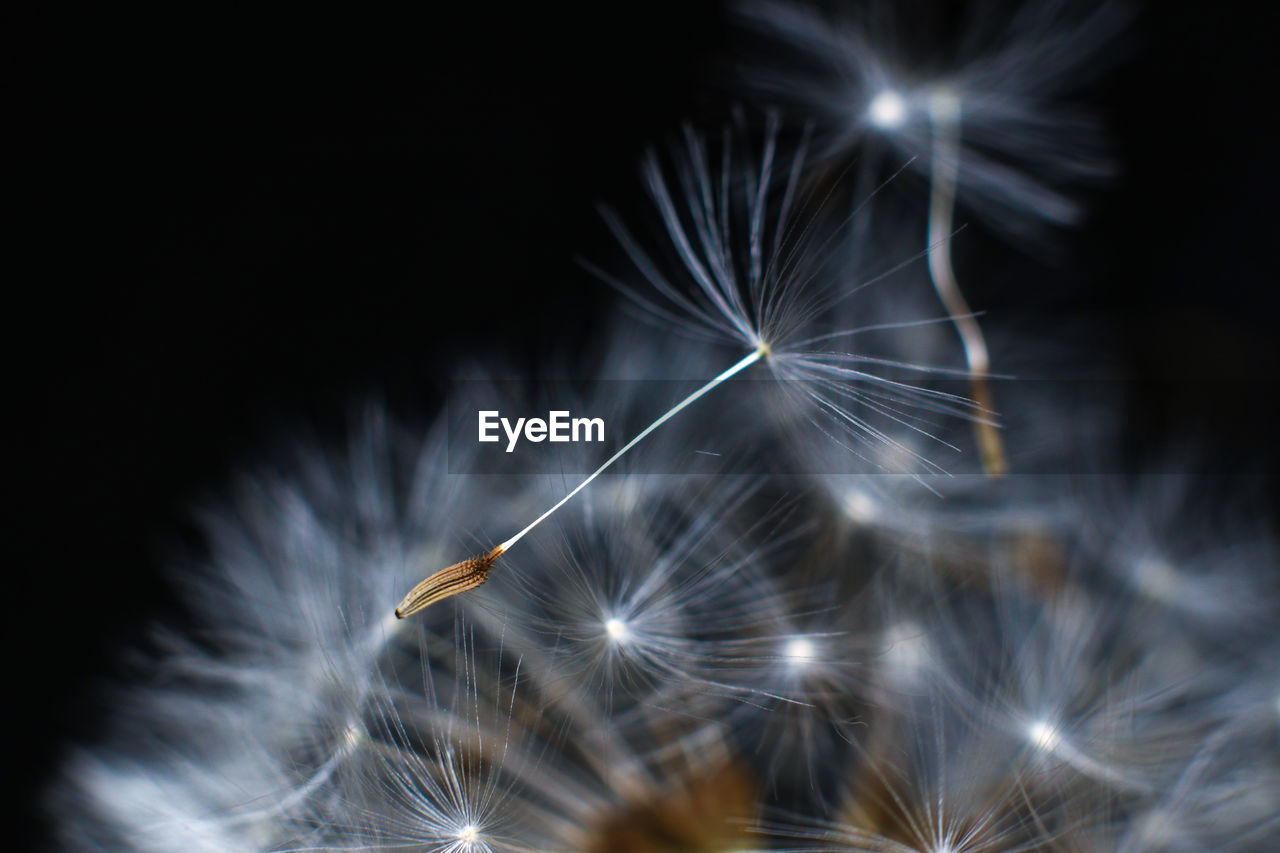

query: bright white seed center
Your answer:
[784,637,815,666]
[869,91,907,128]
[1028,720,1062,752]
[604,617,629,642]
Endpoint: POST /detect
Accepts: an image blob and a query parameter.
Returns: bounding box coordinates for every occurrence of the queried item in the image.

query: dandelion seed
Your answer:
[926,88,1006,476]
[396,545,504,618]
[398,117,976,616]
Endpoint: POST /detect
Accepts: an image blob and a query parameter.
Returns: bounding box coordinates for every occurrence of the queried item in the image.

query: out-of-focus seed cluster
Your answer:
[51,2,1278,851]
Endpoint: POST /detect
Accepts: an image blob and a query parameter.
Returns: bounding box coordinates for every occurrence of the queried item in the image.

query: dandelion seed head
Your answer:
[592,117,987,471]
[868,89,907,128]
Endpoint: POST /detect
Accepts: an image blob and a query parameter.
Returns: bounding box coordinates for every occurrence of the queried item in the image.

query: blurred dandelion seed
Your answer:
[926,89,1007,477]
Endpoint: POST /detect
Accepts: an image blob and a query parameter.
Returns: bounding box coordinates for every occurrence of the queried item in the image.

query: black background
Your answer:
[9,3,1279,847]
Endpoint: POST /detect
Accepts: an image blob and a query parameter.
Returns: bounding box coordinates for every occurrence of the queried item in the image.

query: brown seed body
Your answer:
[394,545,505,618]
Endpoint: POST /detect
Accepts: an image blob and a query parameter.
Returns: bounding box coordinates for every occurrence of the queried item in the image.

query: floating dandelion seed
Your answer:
[397,116,977,617]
